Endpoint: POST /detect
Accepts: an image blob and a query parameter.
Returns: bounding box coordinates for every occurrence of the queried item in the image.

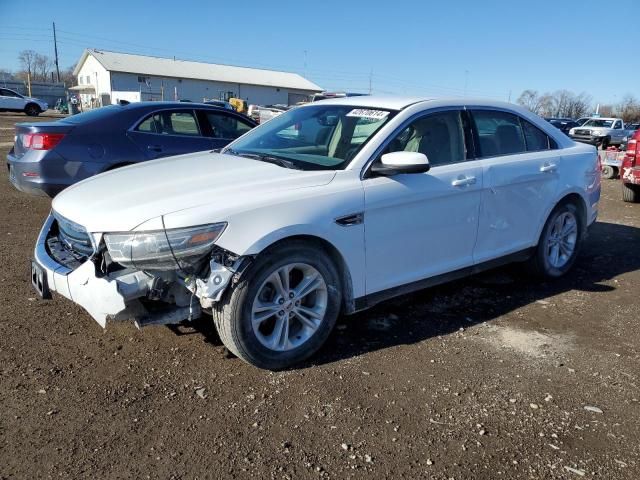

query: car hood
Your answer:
[52,151,336,232]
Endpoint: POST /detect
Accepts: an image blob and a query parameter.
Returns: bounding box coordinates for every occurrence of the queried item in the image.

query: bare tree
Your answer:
[59,65,76,86]
[518,89,593,118]
[616,94,640,123]
[599,104,614,117]
[33,53,54,82]
[18,49,38,81]
[517,90,545,114]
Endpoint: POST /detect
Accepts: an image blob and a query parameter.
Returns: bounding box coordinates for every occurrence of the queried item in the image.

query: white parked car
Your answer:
[0,87,48,116]
[32,96,601,369]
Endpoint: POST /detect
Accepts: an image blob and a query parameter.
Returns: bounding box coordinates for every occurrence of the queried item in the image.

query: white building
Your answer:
[72,49,322,107]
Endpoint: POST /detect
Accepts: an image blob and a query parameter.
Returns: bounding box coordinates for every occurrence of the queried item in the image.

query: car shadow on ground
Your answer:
[181,221,640,368]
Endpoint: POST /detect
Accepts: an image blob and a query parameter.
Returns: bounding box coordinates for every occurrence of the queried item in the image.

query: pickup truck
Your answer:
[568,117,631,149]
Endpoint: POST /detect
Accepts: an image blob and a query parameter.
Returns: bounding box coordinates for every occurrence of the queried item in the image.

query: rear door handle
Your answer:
[451,175,477,187]
[147,145,163,152]
[540,163,557,173]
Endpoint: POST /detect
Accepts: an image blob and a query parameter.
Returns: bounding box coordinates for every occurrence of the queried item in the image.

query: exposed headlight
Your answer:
[104,223,227,271]
[591,131,603,136]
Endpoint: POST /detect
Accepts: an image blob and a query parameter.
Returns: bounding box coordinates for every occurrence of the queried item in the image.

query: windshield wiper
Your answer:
[225,149,301,170]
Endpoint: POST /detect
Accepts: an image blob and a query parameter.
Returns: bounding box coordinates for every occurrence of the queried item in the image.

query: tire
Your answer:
[213,240,342,370]
[24,103,41,116]
[622,183,639,203]
[601,165,616,179]
[527,202,583,278]
[600,137,609,150]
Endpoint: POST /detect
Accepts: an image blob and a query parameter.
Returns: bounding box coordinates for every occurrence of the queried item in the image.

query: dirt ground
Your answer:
[0,112,639,480]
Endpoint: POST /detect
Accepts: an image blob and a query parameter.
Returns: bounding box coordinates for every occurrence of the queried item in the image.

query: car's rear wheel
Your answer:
[213,241,341,370]
[24,103,41,116]
[527,202,583,278]
[602,165,616,179]
[622,183,639,203]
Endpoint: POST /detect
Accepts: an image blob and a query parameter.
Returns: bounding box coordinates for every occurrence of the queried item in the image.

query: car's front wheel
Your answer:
[527,202,583,278]
[24,103,41,116]
[214,241,342,370]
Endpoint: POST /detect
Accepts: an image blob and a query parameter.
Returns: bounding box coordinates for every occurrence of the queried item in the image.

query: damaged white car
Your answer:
[32,96,601,369]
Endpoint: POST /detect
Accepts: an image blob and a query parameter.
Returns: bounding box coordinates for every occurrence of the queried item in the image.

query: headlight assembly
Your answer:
[104,223,227,271]
[591,131,603,136]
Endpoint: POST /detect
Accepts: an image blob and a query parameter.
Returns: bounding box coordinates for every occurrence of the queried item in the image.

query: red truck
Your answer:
[622,130,640,202]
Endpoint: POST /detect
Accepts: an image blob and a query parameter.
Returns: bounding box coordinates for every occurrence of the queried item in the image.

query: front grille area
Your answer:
[574,129,591,136]
[46,212,94,269]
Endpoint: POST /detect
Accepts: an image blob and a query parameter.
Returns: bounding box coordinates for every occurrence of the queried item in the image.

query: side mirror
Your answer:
[371,151,430,176]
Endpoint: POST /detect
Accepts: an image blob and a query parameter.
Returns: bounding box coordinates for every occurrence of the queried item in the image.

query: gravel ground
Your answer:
[0,112,639,479]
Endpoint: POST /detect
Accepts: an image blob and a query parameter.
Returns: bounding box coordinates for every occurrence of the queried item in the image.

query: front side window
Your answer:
[384,110,467,166]
[206,112,252,139]
[225,105,395,170]
[0,89,20,98]
[471,110,526,157]
[135,110,200,136]
[613,120,622,129]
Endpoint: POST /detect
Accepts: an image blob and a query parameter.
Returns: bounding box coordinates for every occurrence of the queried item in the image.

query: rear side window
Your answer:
[168,112,200,136]
[521,119,552,151]
[135,110,201,136]
[471,110,526,157]
[137,113,161,133]
[205,112,252,139]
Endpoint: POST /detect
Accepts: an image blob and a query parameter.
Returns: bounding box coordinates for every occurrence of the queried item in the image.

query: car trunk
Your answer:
[12,122,75,159]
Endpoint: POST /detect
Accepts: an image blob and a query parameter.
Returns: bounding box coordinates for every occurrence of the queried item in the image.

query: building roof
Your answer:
[74,49,323,92]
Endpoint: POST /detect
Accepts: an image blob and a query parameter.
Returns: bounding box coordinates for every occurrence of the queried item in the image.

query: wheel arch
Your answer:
[535,190,589,243]
[250,234,356,315]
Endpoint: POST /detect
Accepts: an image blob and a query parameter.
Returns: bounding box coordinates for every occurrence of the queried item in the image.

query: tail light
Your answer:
[22,133,65,150]
[625,138,638,167]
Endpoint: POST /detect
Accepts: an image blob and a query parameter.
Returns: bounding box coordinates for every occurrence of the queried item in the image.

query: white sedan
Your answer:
[32,96,601,369]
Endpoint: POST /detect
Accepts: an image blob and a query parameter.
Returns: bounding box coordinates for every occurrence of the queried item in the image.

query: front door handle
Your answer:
[147,145,163,152]
[540,163,557,173]
[451,175,477,187]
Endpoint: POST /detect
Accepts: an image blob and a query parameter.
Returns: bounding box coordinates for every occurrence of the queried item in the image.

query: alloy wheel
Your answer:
[545,211,578,268]
[251,263,328,352]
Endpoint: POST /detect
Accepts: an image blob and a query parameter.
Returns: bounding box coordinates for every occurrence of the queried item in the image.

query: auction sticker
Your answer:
[346,109,389,120]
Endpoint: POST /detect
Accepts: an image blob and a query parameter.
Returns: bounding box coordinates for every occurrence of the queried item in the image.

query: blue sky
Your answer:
[1,0,637,104]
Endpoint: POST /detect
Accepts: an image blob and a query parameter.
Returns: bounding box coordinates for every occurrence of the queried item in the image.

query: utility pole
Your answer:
[508,90,512,102]
[369,68,373,94]
[53,22,60,82]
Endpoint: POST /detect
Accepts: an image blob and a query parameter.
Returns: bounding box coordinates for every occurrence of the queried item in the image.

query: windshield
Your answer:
[583,119,614,128]
[224,105,395,170]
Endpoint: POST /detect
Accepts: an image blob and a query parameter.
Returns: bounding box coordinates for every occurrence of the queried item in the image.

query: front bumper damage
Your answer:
[33,213,247,328]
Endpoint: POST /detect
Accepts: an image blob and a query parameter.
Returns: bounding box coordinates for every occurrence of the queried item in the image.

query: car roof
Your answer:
[306,95,430,110]
[117,101,227,110]
[301,95,529,112]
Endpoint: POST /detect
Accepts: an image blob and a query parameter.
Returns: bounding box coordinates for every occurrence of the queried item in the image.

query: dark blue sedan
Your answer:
[7,101,257,197]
